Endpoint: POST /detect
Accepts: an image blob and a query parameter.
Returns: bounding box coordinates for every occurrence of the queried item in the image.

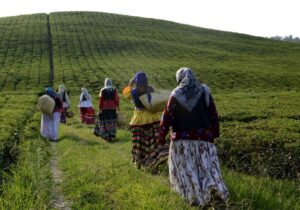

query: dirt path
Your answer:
[50,143,71,210]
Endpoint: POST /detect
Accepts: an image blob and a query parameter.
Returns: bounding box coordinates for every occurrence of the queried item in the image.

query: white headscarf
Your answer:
[58,85,65,93]
[171,67,210,112]
[80,87,91,101]
[104,78,113,88]
[57,84,71,106]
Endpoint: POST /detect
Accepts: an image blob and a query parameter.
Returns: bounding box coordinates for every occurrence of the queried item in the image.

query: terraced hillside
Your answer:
[0,14,50,91]
[0,12,299,209]
[49,12,300,92]
[1,12,300,92]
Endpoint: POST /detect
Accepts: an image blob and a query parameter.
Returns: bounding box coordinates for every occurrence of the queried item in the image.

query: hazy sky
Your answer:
[0,0,299,38]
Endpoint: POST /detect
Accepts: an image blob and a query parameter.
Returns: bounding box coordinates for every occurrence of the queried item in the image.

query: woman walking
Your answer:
[123,71,168,168]
[78,87,94,124]
[57,85,71,124]
[94,78,119,141]
[158,67,229,207]
[40,87,63,142]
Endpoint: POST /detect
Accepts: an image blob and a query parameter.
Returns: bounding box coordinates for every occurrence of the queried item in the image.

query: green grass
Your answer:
[0,92,38,177]
[55,120,299,210]
[0,112,52,209]
[57,125,195,210]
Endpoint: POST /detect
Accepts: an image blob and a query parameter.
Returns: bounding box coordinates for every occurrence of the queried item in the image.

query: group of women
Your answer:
[40,67,229,208]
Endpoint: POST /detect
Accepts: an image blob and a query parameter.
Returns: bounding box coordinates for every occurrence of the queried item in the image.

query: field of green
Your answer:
[0,11,299,209]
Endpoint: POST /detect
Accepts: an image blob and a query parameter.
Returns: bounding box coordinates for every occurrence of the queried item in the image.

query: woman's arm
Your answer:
[158,96,175,145]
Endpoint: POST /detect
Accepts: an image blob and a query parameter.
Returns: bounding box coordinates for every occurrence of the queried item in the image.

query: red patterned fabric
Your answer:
[80,107,95,124]
[99,90,119,110]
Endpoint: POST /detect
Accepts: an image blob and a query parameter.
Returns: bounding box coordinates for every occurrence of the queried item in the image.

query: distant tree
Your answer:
[283,35,293,41]
[270,35,300,43]
[270,36,282,40]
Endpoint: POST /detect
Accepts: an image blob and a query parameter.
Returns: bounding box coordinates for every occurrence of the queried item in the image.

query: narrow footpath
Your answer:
[50,143,71,210]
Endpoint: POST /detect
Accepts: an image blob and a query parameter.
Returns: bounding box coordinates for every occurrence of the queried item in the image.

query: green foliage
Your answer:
[215,91,300,178]
[0,111,52,209]
[0,92,37,176]
[0,14,50,91]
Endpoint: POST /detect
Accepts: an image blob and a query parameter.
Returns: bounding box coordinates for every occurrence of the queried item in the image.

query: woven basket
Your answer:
[66,111,74,118]
[139,90,170,112]
[37,95,55,115]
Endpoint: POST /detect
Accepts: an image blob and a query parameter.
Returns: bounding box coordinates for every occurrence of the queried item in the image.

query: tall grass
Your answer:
[0,112,52,209]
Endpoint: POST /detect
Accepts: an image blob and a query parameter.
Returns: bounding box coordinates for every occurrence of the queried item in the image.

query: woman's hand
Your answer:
[129,78,135,87]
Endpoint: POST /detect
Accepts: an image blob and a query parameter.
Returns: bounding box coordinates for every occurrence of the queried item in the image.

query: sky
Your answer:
[0,0,299,38]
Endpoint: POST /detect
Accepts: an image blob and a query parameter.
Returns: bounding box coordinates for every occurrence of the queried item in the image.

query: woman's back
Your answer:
[173,94,210,131]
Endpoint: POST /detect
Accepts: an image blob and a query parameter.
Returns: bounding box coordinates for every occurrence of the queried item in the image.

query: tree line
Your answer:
[270,35,300,43]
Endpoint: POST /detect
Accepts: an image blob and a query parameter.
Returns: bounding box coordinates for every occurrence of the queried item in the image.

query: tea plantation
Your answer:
[0,12,299,209]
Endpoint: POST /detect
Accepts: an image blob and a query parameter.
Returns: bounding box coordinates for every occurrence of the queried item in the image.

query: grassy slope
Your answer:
[49,12,300,93]
[0,14,50,92]
[1,11,299,93]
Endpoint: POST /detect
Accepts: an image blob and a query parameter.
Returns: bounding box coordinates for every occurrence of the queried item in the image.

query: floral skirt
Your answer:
[94,109,117,140]
[130,121,168,167]
[60,107,68,124]
[169,140,229,206]
[80,107,95,124]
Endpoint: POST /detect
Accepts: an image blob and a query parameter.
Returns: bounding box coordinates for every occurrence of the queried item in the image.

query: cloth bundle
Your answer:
[139,90,170,112]
[37,95,55,115]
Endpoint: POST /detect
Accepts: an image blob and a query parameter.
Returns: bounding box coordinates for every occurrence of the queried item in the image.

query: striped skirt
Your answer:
[130,122,168,167]
[80,107,95,124]
[94,109,117,140]
[169,140,229,206]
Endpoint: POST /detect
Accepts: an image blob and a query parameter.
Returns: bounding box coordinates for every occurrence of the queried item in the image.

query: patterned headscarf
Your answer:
[104,78,114,90]
[172,67,210,112]
[100,78,115,96]
[132,71,151,103]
